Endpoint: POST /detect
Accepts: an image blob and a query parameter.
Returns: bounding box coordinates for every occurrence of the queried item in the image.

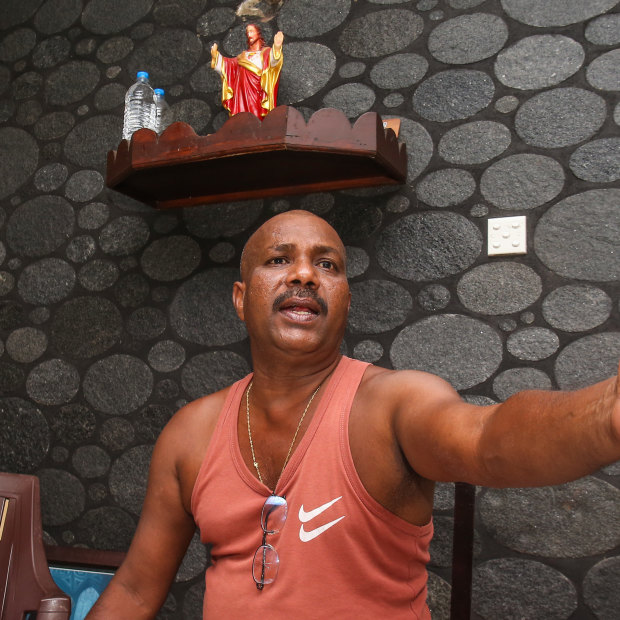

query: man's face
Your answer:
[246,25,260,46]
[233,212,351,358]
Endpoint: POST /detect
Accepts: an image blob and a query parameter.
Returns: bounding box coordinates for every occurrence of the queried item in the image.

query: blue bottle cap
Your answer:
[137,71,149,79]
[154,88,165,96]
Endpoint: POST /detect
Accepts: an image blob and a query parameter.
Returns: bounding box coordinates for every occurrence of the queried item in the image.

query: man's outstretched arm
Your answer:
[85,418,197,619]
[390,363,620,488]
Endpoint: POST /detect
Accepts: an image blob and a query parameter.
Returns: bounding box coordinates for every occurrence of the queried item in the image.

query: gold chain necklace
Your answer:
[246,380,322,490]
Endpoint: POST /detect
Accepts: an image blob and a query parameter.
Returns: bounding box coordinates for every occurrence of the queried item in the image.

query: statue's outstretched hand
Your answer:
[211,42,218,61]
[274,31,284,49]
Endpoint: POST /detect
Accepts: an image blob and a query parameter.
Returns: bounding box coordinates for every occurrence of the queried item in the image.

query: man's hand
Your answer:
[273,31,284,50]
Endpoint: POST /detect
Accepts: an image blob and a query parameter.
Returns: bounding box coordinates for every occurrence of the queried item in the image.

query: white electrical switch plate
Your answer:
[487,216,527,256]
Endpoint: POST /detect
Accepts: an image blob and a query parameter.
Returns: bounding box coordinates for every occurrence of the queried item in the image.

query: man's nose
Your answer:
[288,258,317,288]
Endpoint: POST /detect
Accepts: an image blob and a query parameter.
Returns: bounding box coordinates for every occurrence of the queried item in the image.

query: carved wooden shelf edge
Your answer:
[106,106,407,208]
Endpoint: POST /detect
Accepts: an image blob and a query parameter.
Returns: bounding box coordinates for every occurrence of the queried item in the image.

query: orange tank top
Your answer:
[191,356,433,619]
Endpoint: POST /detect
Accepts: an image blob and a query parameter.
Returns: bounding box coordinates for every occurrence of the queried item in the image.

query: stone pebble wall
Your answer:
[0,0,619,617]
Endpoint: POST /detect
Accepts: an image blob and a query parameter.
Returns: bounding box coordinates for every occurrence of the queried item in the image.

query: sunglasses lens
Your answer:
[261,494,287,534]
[253,543,279,586]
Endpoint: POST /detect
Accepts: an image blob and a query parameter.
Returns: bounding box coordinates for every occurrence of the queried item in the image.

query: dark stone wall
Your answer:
[0,0,619,618]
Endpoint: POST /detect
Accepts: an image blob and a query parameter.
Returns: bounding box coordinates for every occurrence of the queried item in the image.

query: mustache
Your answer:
[272,288,328,314]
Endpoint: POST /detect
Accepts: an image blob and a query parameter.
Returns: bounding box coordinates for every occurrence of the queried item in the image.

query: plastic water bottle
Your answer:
[152,88,171,135]
[122,71,154,140]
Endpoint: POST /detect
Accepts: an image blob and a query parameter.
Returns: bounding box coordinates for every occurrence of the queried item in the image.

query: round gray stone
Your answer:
[82,0,153,34]
[34,163,68,192]
[473,558,577,620]
[7,196,74,257]
[11,71,42,101]
[78,202,109,230]
[584,557,620,620]
[534,189,620,281]
[299,193,334,216]
[34,110,75,140]
[493,367,553,400]
[134,404,173,442]
[428,13,508,64]
[148,340,186,373]
[126,307,167,340]
[100,417,135,452]
[34,0,82,35]
[77,506,136,551]
[398,118,433,182]
[555,332,620,390]
[50,403,96,445]
[277,0,350,37]
[457,262,542,315]
[128,29,203,87]
[585,13,620,46]
[181,351,250,400]
[383,93,404,108]
[72,445,111,479]
[416,169,476,208]
[152,0,206,25]
[0,127,39,199]
[479,478,620,557]
[64,114,122,167]
[433,482,455,511]
[84,354,153,415]
[506,327,560,362]
[209,242,235,264]
[278,42,336,105]
[50,296,122,358]
[322,83,375,119]
[413,70,494,122]
[109,444,154,515]
[348,280,412,334]
[183,201,262,239]
[0,0,41,30]
[481,154,564,210]
[6,327,47,363]
[141,235,201,282]
[352,340,383,363]
[114,273,150,308]
[0,397,49,472]
[500,0,619,27]
[369,54,428,90]
[0,27,37,62]
[427,571,451,620]
[45,60,100,106]
[339,9,424,58]
[586,48,620,91]
[65,170,104,202]
[32,35,71,69]
[377,213,482,282]
[569,138,620,183]
[66,235,96,263]
[449,0,486,7]
[326,203,383,244]
[339,62,365,79]
[99,215,150,256]
[0,271,15,296]
[439,121,510,165]
[18,258,76,305]
[38,468,85,526]
[391,315,502,390]
[26,359,80,405]
[168,98,211,134]
[96,82,126,111]
[170,269,246,346]
[78,259,119,291]
[494,35,584,90]
[345,246,369,279]
[0,361,24,393]
[417,284,450,311]
[196,7,235,38]
[542,285,612,332]
[515,87,606,148]
[96,36,134,63]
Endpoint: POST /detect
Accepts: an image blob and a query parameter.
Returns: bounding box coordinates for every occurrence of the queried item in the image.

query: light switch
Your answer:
[487,216,527,256]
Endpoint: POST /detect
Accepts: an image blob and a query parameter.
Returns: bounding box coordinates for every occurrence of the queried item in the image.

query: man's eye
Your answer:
[318,260,334,269]
[269,257,287,264]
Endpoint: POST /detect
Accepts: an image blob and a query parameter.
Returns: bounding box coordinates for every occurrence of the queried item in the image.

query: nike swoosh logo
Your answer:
[299,496,343,522]
[299,516,345,542]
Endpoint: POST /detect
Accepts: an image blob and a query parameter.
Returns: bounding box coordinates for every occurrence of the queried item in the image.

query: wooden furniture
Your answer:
[106,106,407,209]
[0,472,71,619]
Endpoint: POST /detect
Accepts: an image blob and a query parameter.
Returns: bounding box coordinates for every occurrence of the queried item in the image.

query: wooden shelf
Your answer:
[106,106,407,209]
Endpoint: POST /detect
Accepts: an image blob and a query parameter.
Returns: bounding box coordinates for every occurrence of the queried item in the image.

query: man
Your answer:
[87,210,620,618]
[211,24,283,119]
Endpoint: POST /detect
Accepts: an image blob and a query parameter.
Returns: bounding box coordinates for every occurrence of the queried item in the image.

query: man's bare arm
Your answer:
[85,414,197,618]
[390,364,620,488]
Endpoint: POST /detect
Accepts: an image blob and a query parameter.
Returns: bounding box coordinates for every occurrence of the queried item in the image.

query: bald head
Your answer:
[240,210,346,282]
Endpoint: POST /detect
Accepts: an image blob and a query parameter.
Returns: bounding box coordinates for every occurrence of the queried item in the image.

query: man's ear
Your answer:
[232,281,246,321]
